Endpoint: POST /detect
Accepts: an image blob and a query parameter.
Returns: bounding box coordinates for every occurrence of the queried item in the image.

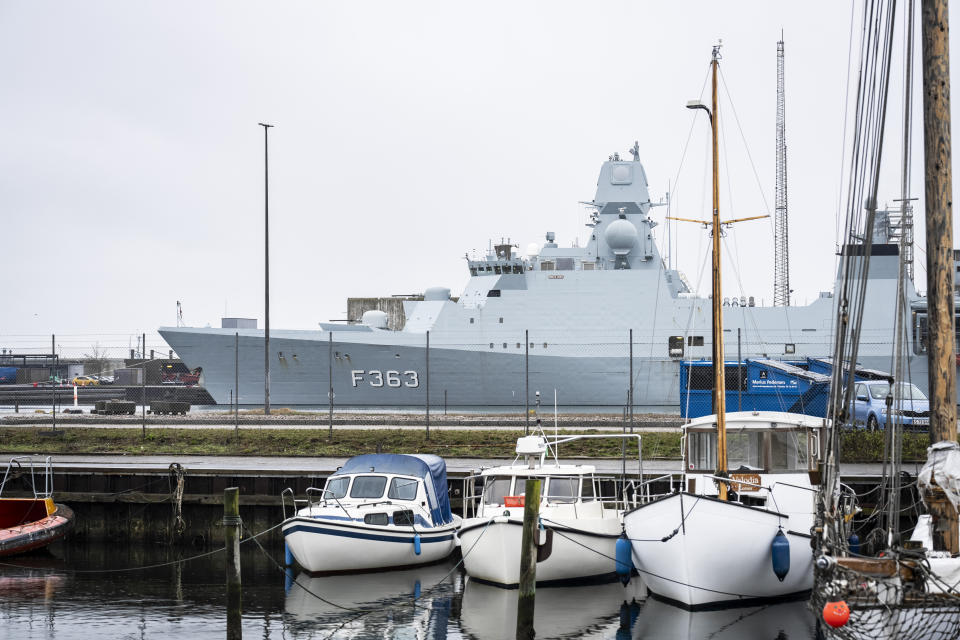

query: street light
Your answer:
[686,100,712,123]
[259,122,273,416]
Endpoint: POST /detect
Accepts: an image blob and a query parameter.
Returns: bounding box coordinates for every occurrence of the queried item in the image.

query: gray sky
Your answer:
[1,1,957,357]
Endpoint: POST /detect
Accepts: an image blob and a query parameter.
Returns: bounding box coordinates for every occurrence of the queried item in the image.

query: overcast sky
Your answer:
[1,1,957,357]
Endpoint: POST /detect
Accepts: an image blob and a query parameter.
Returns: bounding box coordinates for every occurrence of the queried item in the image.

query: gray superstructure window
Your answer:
[540,260,555,271]
[556,258,575,271]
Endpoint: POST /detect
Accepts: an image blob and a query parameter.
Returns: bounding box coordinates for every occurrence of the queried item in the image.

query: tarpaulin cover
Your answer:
[919,440,960,513]
[332,453,453,525]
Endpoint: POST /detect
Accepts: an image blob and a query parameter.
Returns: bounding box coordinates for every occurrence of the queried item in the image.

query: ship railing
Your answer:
[0,455,54,499]
[462,473,643,518]
[631,473,686,503]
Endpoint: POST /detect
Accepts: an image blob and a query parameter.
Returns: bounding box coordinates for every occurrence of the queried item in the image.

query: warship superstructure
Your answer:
[160,146,937,408]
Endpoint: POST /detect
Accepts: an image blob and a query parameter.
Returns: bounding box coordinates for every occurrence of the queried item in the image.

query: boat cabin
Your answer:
[299,453,454,529]
[682,411,825,513]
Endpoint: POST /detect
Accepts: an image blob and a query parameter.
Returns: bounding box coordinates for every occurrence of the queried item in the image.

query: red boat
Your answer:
[0,458,74,556]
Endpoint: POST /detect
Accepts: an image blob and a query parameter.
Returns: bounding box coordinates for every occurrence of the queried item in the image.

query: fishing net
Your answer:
[810,555,960,640]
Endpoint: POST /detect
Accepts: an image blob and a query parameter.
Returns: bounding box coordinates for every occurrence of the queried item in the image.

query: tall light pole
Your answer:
[259,122,273,415]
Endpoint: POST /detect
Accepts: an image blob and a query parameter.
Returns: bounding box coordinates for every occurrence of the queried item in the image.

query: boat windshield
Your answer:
[325,476,349,499]
[546,477,578,503]
[350,475,387,499]
[387,477,418,501]
[483,476,512,505]
[687,428,811,473]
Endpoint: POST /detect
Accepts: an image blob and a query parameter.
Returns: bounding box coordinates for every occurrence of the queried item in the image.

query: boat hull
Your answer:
[458,514,621,586]
[0,501,74,556]
[282,515,459,573]
[624,493,812,608]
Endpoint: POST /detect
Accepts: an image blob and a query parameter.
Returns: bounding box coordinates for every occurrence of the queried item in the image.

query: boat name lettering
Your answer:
[730,473,761,493]
[548,275,564,279]
[350,370,420,388]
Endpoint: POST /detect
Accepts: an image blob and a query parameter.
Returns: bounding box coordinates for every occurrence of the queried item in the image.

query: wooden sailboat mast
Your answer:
[920,0,958,553]
[709,46,728,483]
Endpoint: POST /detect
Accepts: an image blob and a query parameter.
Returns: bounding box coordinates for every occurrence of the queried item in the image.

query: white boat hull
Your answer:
[458,513,622,586]
[282,515,460,573]
[624,493,813,608]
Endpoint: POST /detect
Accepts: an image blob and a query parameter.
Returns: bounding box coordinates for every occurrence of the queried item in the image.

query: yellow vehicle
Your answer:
[72,375,100,386]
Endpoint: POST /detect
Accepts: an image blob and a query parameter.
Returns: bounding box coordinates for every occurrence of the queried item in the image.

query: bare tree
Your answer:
[83,342,109,376]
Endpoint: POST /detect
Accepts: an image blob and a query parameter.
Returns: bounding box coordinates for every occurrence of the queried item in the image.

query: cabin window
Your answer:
[556,257,575,271]
[546,477,578,503]
[388,477,418,501]
[324,476,349,499]
[580,477,596,502]
[688,431,717,470]
[487,289,501,298]
[688,336,705,347]
[483,476,512,505]
[540,260,555,271]
[668,336,684,358]
[350,475,387,499]
[769,430,810,471]
[513,477,546,497]
[582,261,596,271]
[363,513,389,526]
[393,510,415,526]
[727,430,764,471]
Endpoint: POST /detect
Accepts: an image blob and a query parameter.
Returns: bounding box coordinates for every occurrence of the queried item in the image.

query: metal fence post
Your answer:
[629,329,634,432]
[328,332,334,440]
[425,330,430,440]
[235,332,240,439]
[525,329,529,433]
[141,360,146,438]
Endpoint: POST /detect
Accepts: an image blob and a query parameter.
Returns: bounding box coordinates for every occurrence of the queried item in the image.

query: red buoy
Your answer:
[823,601,850,628]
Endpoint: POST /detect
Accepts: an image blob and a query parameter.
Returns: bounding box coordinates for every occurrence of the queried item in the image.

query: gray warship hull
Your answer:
[160,151,944,408]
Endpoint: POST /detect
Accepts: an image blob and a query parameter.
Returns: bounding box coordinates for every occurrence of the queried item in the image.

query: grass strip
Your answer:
[0,427,682,459]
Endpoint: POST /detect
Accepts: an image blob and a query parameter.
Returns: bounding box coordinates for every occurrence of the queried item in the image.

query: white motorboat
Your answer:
[623,410,824,608]
[281,453,461,573]
[457,433,642,587]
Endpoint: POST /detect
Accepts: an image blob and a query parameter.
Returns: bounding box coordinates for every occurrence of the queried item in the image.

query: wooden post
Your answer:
[921,0,958,553]
[516,478,541,640]
[224,486,242,639]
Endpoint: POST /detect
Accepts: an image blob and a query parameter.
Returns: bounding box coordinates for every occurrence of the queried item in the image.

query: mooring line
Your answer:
[0,521,284,574]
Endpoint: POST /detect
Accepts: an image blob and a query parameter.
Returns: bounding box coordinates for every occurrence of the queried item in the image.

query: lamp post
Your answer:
[259,122,273,415]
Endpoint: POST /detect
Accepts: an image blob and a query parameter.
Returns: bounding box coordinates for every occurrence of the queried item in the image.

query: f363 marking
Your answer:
[350,370,419,388]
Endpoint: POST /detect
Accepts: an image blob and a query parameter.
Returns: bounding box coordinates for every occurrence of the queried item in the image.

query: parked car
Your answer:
[72,375,100,387]
[852,380,929,431]
[98,375,114,385]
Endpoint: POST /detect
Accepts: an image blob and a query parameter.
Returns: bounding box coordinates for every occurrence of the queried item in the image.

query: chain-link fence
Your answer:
[0,328,911,434]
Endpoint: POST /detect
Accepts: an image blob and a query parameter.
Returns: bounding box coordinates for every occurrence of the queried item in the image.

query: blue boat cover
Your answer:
[332,453,453,525]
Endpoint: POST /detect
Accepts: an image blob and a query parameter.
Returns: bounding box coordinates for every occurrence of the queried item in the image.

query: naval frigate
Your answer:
[160,146,939,408]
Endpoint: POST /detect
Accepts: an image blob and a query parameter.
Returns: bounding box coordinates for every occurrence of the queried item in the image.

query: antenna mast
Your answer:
[774,37,791,306]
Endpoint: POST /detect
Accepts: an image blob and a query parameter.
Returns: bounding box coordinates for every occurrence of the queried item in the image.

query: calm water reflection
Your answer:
[0,541,817,639]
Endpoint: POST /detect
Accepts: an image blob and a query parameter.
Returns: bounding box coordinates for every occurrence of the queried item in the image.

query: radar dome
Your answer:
[604,219,638,255]
[526,243,539,258]
[361,310,389,329]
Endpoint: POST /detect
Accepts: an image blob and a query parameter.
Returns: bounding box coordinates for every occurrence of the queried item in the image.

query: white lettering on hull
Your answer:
[350,370,420,388]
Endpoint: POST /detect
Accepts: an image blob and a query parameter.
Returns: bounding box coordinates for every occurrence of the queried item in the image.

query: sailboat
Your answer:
[622,44,827,609]
[809,0,960,637]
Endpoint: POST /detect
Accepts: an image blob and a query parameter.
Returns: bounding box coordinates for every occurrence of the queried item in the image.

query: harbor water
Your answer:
[0,541,819,639]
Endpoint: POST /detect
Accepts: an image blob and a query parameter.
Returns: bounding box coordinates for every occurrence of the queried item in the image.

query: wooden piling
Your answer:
[224,486,242,639]
[516,478,541,640]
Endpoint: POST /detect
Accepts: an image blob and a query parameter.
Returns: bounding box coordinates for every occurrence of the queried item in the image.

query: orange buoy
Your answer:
[823,601,850,628]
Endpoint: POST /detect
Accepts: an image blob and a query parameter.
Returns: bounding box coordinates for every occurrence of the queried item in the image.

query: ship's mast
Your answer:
[774,38,791,307]
[921,0,958,553]
[708,47,728,487]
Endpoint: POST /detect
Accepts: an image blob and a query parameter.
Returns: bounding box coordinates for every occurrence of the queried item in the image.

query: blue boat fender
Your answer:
[848,532,860,555]
[771,529,790,582]
[413,533,422,556]
[284,541,294,567]
[615,533,633,586]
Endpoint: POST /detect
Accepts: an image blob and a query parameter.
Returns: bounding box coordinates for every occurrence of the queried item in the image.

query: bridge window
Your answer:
[388,477,418,501]
[350,475,387,499]
[540,260,555,271]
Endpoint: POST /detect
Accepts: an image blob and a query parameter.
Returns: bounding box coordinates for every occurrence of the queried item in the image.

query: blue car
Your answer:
[852,380,930,431]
